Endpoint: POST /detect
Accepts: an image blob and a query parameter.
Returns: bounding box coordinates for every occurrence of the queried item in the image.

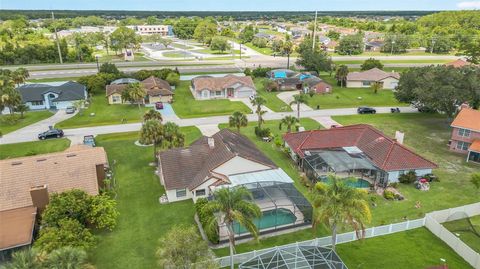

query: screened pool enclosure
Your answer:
[239,245,348,269]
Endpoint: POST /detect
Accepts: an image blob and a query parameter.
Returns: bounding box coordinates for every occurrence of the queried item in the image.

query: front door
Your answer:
[227,88,234,98]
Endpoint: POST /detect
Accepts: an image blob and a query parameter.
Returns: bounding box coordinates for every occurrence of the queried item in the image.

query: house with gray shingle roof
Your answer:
[17,81,87,110]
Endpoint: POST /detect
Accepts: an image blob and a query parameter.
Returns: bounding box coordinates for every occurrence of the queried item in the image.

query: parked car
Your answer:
[249,95,256,101]
[155,102,164,110]
[83,135,96,147]
[38,128,64,140]
[65,106,76,114]
[357,107,376,114]
[390,107,400,113]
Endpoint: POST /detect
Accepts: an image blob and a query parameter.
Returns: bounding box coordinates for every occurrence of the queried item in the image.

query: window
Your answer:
[176,189,187,198]
[362,81,372,86]
[398,170,405,175]
[456,141,471,151]
[195,189,206,196]
[215,91,222,96]
[31,101,44,106]
[458,128,471,137]
[112,95,121,103]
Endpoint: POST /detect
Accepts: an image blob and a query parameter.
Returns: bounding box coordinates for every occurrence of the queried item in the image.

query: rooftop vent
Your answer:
[36,158,47,162]
[66,154,77,158]
[11,161,22,166]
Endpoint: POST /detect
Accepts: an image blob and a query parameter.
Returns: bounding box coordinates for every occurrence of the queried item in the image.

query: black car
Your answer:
[38,128,64,140]
[357,107,377,114]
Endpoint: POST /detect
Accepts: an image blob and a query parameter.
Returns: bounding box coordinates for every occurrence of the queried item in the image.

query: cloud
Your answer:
[457,1,480,9]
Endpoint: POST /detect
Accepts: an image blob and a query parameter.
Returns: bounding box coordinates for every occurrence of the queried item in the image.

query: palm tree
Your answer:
[250,96,267,128]
[335,65,349,87]
[45,247,90,269]
[283,41,294,69]
[279,115,299,132]
[139,119,164,161]
[15,104,29,118]
[203,187,261,269]
[143,109,163,122]
[313,175,372,250]
[289,93,308,119]
[2,248,42,269]
[11,68,29,87]
[229,111,248,133]
[163,122,185,149]
[371,81,382,94]
[124,82,147,112]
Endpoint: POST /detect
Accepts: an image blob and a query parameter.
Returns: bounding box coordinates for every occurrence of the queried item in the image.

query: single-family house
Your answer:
[445,59,473,68]
[365,41,384,52]
[346,68,400,89]
[267,69,327,92]
[0,146,109,254]
[106,76,174,104]
[302,77,333,94]
[283,124,437,186]
[190,75,256,99]
[158,129,312,240]
[449,107,480,163]
[17,81,87,110]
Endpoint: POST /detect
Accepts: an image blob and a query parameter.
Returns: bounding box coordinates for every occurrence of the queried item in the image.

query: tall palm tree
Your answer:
[313,175,372,250]
[371,81,382,94]
[335,65,349,87]
[143,109,163,122]
[139,119,164,161]
[11,68,29,87]
[289,93,308,119]
[124,82,147,112]
[2,248,42,269]
[279,115,299,132]
[283,40,294,69]
[229,111,248,133]
[203,187,261,269]
[163,122,185,149]
[250,96,267,128]
[15,104,29,118]
[45,247,90,269]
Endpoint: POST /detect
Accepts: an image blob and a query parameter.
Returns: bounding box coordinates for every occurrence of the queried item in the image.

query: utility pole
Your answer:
[390,37,396,55]
[430,36,436,54]
[312,10,318,50]
[51,12,63,64]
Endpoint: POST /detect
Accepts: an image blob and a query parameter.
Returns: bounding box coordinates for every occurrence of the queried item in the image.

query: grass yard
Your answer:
[254,78,292,112]
[0,111,54,135]
[337,228,472,269]
[163,51,192,58]
[56,93,150,128]
[194,48,241,55]
[244,42,274,55]
[0,138,70,160]
[333,113,480,225]
[90,127,202,269]
[28,77,81,83]
[443,215,480,253]
[334,59,450,65]
[172,81,251,118]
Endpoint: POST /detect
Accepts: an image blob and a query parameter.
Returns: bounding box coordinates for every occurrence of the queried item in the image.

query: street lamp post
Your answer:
[239,42,243,60]
[390,40,396,55]
[95,55,101,72]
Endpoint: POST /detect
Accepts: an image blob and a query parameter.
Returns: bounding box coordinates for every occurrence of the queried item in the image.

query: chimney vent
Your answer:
[30,185,49,213]
[207,137,215,149]
[394,131,404,145]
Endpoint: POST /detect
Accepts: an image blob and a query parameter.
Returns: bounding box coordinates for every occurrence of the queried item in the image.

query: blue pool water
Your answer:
[319,177,371,188]
[232,208,297,235]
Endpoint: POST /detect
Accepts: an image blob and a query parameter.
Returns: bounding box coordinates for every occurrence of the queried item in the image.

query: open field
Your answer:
[0,111,54,135]
[0,138,70,160]
[172,81,251,118]
[90,127,202,269]
[254,78,292,112]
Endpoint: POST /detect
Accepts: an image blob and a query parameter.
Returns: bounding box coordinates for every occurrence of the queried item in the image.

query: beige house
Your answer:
[346,68,400,89]
[190,75,256,100]
[106,76,174,104]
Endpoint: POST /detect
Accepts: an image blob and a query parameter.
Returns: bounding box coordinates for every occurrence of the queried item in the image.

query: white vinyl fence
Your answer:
[215,218,425,267]
[425,202,480,269]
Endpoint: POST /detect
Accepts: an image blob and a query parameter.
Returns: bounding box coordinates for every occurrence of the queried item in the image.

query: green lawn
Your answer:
[0,111,54,135]
[337,228,472,269]
[90,127,202,269]
[333,113,480,225]
[172,81,251,118]
[334,59,450,65]
[306,75,405,109]
[244,42,273,55]
[56,94,150,128]
[0,139,70,160]
[28,77,82,83]
[194,48,241,55]
[170,42,194,50]
[443,215,480,253]
[254,78,292,112]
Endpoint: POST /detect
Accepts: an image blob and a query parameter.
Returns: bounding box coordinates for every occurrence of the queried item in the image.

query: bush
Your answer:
[195,198,219,243]
[383,190,395,200]
[389,182,399,188]
[35,218,95,253]
[299,175,312,189]
[263,79,278,92]
[244,67,252,76]
[398,171,417,184]
[254,126,271,138]
[251,66,273,78]
[252,37,268,48]
[274,136,283,147]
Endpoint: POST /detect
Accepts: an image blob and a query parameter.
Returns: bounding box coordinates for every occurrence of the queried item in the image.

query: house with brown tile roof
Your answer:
[0,146,109,252]
[283,124,437,186]
[190,75,256,100]
[449,107,480,163]
[105,76,174,104]
[445,59,471,68]
[346,68,400,89]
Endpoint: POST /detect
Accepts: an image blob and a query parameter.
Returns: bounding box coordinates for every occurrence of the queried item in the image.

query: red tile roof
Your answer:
[445,59,469,68]
[451,108,480,132]
[283,124,437,171]
[470,140,480,152]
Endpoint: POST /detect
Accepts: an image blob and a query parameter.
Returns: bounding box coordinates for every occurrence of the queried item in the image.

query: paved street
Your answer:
[0,106,417,145]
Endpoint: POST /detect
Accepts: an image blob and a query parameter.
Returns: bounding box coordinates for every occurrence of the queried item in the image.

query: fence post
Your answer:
[372,226,375,237]
[406,220,410,230]
[388,223,393,233]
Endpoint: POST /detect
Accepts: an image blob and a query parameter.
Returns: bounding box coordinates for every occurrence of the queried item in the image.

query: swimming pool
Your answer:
[232,208,297,235]
[319,177,371,188]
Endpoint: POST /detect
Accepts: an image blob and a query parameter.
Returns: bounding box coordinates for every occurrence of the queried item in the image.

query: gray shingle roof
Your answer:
[17,81,86,102]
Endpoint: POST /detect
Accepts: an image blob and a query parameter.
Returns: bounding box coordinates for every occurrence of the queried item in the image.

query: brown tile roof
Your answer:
[158,129,276,191]
[0,145,108,212]
[347,68,400,82]
[0,206,36,250]
[105,76,173,97]
[451,108,480,132]
[445,59,469,68]
[283,124,437,171]
[192,75,255,92]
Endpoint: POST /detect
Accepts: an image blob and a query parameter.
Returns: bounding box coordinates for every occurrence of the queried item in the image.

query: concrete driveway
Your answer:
[277,91,313,112]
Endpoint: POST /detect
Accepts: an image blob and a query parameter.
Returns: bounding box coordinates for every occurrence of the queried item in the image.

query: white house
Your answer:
[346,68,400,89]
[17,81,87,110]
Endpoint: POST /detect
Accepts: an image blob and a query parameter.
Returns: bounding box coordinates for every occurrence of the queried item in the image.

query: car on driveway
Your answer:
[357,107,376,114]
[65,106,76,114]
[38,128,64,140]
[83,135,96,147]
[155,102,164,110]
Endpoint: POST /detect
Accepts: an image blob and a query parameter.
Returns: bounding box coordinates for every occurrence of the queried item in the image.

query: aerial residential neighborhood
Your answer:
[0,2,479,269]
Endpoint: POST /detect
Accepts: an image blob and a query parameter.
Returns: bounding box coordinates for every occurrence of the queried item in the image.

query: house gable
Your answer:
[212,156,272,177]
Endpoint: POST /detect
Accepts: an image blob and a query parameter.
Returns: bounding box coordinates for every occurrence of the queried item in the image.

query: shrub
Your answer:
[35,218,95,253]
[274,136,283,147]
[244,67,252,76]
[398,171,417,184]
[383,190,395,200]
[252,37,268,48]
[195,198,219,243]
[263,79,278,92]
[299,175,312,189]
[251,66,273,78]
[389,182,399,188]
[254,126,271,138]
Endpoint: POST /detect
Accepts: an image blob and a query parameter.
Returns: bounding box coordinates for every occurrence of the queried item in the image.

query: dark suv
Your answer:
[357,107,377,114]
[38,128,64,140]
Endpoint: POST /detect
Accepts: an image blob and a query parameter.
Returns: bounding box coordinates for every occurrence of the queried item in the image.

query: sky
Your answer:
[1,0,480,11]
